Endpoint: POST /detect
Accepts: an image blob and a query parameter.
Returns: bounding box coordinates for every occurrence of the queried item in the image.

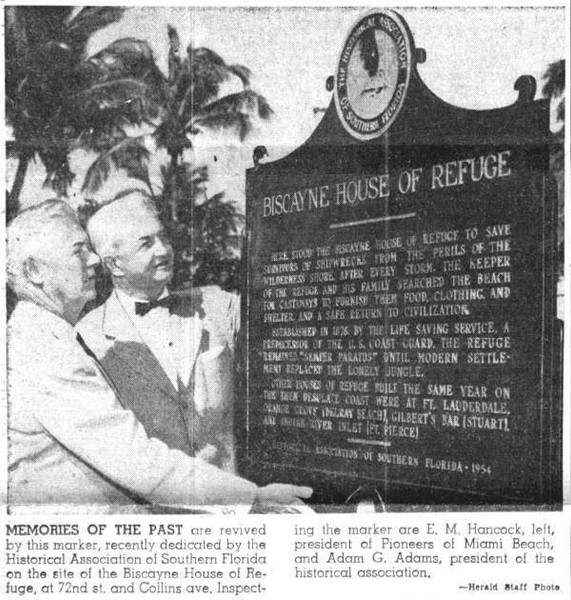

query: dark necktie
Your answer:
[134,296,174,316]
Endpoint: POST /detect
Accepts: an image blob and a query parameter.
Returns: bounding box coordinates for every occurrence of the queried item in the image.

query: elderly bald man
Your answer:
[7,200,311,513]
[78,191,239,472]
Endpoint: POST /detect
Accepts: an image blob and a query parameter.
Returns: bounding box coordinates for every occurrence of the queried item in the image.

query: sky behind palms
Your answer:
[6,5,566,212]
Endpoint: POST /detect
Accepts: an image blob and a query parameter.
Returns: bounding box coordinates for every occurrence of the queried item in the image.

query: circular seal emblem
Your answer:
[335,11,413,140]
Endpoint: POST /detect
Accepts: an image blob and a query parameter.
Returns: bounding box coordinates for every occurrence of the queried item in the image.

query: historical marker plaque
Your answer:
[241,11,560,507]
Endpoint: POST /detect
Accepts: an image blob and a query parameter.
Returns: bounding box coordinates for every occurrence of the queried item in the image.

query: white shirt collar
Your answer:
[114,287,169,318]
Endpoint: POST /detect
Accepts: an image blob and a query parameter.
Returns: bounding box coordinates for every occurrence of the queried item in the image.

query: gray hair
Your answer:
[7,200,80,300]
[87,190,159,260]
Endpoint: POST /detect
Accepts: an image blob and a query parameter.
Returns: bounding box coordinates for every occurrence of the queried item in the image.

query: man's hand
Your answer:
[256,484,313,505]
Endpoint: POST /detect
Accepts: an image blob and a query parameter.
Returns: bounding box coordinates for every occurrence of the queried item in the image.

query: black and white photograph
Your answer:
[2,2,569,598]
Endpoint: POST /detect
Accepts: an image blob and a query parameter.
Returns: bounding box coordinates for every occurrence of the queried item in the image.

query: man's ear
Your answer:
[104,255,123,277]
[23,257,43,286]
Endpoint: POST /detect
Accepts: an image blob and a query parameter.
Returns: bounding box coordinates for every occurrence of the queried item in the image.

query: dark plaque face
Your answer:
[245,138,556,506]
[335,11,412,140]
[243,11,558,507]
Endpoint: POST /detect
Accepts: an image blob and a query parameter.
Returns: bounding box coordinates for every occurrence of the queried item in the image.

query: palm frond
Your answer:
[194,90,272,120]
[189,46,227,68]
[86,38,166,112]
[195,91,254,119]
[542,59,565,99]
[87,38,164,85]
[5,8,29,89]
[153,118,192,154]
[4,6,141,214]
[227,64,252,89]
[164,164,208,189]
[66,7,126,54]
[256,94,273,120]
[189,90,273,139]
[189,165,209,186]
[82,136,151,195]
[195,112,251,140]
[191,192,243,248]
[73,78,153,123]
[14,7,74,50]
[179,45,241,109]
[73,120,128,153]
[39,149,75,197]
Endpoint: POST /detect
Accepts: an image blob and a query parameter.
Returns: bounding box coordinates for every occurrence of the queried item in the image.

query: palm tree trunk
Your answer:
[7,152,30,221]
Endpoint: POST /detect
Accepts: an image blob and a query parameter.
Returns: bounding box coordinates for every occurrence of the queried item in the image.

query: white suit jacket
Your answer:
[77,286,239,471]
[7,301,255,513]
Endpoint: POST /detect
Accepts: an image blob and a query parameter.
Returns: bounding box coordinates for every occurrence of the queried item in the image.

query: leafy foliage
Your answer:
[82,136,153,195]
[79,24,272,291]
[8,10,270,292]
[542,59,565,123]
[5,7,162,219]
[155,165,244,291]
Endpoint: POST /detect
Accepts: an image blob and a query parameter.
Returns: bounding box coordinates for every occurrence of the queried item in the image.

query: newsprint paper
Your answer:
[1,2,570,599]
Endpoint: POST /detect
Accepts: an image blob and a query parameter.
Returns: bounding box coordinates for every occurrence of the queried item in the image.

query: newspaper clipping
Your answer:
[2,2,569,599]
